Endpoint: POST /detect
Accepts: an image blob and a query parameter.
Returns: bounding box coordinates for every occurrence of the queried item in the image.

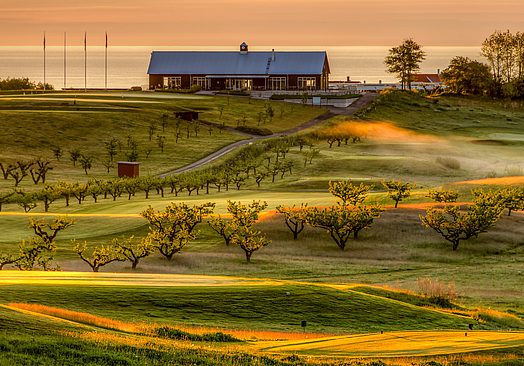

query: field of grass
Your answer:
[0,91,325,188]
[2,91,524,364]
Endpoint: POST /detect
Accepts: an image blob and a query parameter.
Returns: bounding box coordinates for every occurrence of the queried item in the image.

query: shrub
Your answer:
[436,156,460,170]
[235,126,273,136]
[154,326,239,342]
[189,84,202,93]
[417,277,458,303]
[504,165,524,176]
[217,90,249,96]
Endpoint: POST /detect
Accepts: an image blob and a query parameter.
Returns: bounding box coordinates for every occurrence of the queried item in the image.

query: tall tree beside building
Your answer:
[384,39,426,90]
[439,56,492,95]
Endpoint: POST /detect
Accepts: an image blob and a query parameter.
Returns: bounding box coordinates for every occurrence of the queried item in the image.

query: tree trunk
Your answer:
[245,251,252,263]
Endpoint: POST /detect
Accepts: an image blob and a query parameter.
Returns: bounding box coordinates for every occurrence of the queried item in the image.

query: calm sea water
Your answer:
[0,46,484,89]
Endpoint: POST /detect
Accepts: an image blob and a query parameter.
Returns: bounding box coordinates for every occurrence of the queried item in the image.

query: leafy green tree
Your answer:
[71,182,89,204]
[160,112,169,133]
[36,184,62,212]
[481,29,516,84]
[122,177,140,200]
[276,204,308,240]
[384,38,426,90]
[382,179,417,208]
[426,188,461,203]
[0,253,18,270]
[69,149,81,166]
[56,180,73,206]
[16,216,76,270]
[140,202,215,259]
[106,179,125,201]
[105,138,119,162]
[12,189,37,213]
[79,155,93,175]
[148,121,157,141]
[305,205,384,249]
[157,135,166,153]
[329,181,374,206]
[73,240,124,272]
[139,175,157,199]
[51,146,63,162]
[473,186,524,216]
[87,179,105,203]
[113,236,155,270]
[227,200,268,227]
[301,91,309,106]
[0,191,14,212]
[420,203,503,251]
[208,215,237,246]
[440,56,492,95]
[231,227,271,263]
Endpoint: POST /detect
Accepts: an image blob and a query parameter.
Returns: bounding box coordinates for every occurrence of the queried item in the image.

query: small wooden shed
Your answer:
[175,111,199,121]
[118,162,140,178]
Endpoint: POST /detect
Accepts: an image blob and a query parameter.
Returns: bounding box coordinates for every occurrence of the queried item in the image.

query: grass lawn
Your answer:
[0,91,325,190]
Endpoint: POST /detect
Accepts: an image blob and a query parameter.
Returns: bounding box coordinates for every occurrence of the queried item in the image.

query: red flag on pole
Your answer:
[106,32,108,48]
[84,32,86,51]
[43,31,46,50]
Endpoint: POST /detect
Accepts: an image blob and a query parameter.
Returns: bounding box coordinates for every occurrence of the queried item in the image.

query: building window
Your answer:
[225,79,252,90]
[269,77,286,90]
[164,77,181,89]
[191,77,210,89]
[298,77,316,90]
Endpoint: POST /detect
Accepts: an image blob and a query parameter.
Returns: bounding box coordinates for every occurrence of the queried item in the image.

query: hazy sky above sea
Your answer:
[2,0,523,47]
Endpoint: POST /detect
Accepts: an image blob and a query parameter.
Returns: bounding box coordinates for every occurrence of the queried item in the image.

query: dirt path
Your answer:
[161,93,378,177]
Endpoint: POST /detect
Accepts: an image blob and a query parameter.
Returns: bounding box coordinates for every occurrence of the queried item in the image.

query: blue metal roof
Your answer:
[147,51,328,76]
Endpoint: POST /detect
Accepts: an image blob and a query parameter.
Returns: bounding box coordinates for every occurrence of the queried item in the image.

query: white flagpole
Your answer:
[84,31,87,92]
[43,31,46,92]
[64,32,66,90]
[105,32,108,91]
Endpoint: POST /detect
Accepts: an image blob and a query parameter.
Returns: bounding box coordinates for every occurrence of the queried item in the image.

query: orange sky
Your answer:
[1,0,523,47]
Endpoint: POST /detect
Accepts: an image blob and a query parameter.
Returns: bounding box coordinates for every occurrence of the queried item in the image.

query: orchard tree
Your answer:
[140,202,215,259]
[276,204,308,240]
[304,205,384,250]
[0,253,18,270]
[207,215,237,246]
[29,158,53,184]
[73,240,124,272]
[113,236,155,269]
[105,138,119,162]
[382,179,417,208]
[79,155,94,175]
[51,146,63,161]
[0,191,14,212]
[16,216,76,270]
[36,184,62,212]
[384,38,426,90]
[69,149,81,166]
[420,203,503,251]
[426,188,461,203]
[12,189,37,213]
[329,181,374,206]
[231,227,271,263]
[473,186,524,216]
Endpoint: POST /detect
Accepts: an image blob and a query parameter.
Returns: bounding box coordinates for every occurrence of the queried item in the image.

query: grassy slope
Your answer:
[0,283,472,333]
[0,92,325,189]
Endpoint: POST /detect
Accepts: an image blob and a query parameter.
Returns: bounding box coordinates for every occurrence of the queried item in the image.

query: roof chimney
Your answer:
[272,49,275,62]
[437,69,440,75]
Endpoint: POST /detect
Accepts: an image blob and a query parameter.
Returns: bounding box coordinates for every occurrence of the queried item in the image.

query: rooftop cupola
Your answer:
[240,42,248,55]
